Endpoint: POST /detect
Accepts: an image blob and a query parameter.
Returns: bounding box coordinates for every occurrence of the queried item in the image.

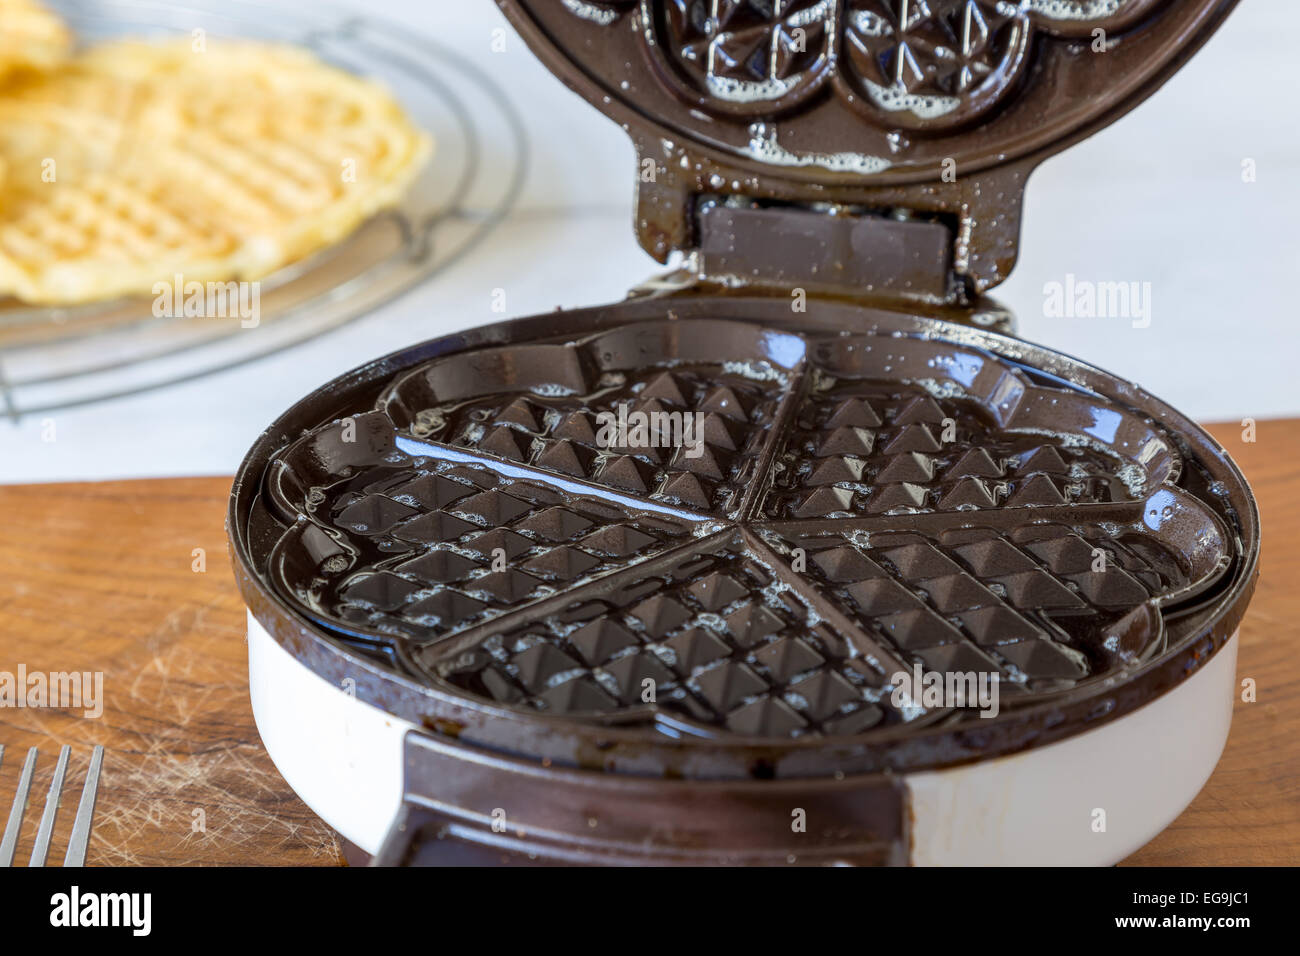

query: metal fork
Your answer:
[0,745,104,867]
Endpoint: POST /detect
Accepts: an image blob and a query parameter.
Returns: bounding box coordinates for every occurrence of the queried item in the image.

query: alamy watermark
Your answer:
[594,403,706,459]
[0,665,103,718]
[891,663,1000,718]
[1043,273,1151,328]
[50,886,151,936]
[152,274,260,328]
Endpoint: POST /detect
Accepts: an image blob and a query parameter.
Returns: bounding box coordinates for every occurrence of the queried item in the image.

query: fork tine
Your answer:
[0,747,38,867]
[29,744,70,867]
[63,746,104,867]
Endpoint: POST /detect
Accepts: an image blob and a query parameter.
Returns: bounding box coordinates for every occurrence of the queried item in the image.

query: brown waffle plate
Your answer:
[232,299,1252,779]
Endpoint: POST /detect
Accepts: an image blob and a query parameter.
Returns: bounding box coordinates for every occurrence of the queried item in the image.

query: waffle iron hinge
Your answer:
[693,199,962,306]
[628,140,1034,312]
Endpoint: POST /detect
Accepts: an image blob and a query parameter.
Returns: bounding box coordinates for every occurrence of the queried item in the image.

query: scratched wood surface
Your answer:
[0,420,1294,866]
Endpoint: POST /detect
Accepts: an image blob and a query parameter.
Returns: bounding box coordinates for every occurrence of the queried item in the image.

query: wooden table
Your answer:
[0,420,1295,866]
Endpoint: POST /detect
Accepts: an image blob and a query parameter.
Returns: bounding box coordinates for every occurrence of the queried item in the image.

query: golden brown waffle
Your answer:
[0,38,432,304]
[0,0,71,82]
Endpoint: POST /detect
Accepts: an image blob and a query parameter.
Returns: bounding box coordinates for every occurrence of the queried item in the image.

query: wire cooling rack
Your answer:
[0,0,529,419]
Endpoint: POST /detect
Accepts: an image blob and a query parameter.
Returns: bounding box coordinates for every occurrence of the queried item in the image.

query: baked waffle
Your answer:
[0,38,432,304]
[0,0,71,82]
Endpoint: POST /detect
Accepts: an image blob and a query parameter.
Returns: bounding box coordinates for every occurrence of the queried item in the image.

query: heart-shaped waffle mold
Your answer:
[255,318,1233,740]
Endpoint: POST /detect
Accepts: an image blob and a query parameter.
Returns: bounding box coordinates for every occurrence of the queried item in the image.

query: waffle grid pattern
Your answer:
[303,461,694,639]
[407,367,780,517]
[433,532,894,735]
[764,385,1133,519]
[263,326,1223,739]
[784,523,1183,693]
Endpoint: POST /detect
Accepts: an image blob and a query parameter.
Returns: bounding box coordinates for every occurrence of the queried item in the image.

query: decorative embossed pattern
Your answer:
[257,318,1231,739]
[652,0,837,114]
[565,0,1162,128]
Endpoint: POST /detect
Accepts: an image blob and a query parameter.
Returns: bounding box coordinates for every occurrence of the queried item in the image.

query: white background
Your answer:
[2,0,1296,483]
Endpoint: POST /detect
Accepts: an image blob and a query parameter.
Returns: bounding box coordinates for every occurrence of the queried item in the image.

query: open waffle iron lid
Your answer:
[496,0,1240,297]
[230,0,1258,784]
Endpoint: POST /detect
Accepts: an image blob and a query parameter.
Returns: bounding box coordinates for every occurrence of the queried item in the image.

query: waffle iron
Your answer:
[228,0,1259,865]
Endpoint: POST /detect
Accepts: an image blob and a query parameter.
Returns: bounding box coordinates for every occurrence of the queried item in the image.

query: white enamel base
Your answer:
[248,612,417,854]
[247,612,1238,863]
[908,632,1239,866]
